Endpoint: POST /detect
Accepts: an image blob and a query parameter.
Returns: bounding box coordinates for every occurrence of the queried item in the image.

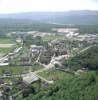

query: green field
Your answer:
[0,44,18,54]
[0,48,13,54]
[38,70,73,80]
[32,64,44,71]
[0,37,17,54]
[0,37,14,44]
[43,35,65,41]
[0,66,29,75]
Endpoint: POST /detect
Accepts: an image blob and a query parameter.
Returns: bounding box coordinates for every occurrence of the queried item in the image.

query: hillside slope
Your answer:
[64,44,98,70]
[16,45,98,100]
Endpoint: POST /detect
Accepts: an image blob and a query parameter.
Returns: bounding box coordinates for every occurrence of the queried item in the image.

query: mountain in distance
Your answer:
[0,10,98,25]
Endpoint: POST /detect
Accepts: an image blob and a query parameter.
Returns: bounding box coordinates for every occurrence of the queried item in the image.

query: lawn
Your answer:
[0,66,29,75]
[0,48,13,54]
[0,44,18,54]
[0,37,14,44]
[42,35,65,41]
[0,37,17,54]
[38,70,73,80]
[32,64,44,71]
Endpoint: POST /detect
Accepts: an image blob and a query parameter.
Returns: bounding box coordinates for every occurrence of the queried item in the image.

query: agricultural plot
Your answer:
[0,38,14,44]
[0,48,12,54]
[0,44,14,48]
[32,64,44,71]
[0,37,16,54]
[43,35,65,41]
[0,66,29,75]
[38,70,73,81]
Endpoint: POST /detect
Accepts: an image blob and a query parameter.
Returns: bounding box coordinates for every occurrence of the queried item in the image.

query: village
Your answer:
[0,27,98,99]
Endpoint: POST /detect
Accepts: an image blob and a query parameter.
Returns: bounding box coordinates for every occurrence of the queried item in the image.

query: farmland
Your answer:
[0,37,16,54]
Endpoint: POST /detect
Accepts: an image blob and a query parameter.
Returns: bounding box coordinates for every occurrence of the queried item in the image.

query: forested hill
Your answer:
[0,19,98,35]
[0,10,98,25]
[48,14,98,25]
[16,71,98,100]
[64,44,98,70]
[0,19,66,35]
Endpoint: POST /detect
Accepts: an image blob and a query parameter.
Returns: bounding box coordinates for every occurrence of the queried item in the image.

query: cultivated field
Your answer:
[0,44,14,48]
[43,35,64,41]
[0,37,16,54]
[38,70,73,80]
[0,66,29,75]
[0,38,14,44]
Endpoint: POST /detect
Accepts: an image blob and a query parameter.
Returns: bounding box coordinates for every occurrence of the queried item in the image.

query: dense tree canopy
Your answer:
[23,35,44,47]
[1,19,98,35]
[16,72,98,100]
[64,44,98,70]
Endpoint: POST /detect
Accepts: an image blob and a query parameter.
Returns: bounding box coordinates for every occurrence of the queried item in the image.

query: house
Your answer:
[8,53,14,60]
[8,47,22,60]
[0,55,9,63]
[30,45,45,56]
[3,70,12,76]
[0,63,9,66]
[14,47,22,54]
[18,57,31,66]
[23,72,39,84]
[52,28,79,33]
[0,79,4,84]
[30,45,44,51]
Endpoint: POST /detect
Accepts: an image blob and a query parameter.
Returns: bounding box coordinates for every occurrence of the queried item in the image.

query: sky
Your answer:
[0,0,98,14]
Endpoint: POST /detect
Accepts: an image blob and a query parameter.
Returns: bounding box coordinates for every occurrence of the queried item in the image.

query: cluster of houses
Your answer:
[49,39,68,55]
[76,34,98,44]
[52,28,79,33]
[10,31,53,38]
[30,45,45,57]
[0,47,22,66]
[18,56,31,66]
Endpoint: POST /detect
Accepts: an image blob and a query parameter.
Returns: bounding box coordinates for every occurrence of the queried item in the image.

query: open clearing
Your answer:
[43,35,64,41]
[0,38,14,44]
[0,37,15,48]
[0,44,14,48]
[38,70,73,80]
[0,54,5,57]
[0,66,29,75]
[0,44,15,54]
[0,38,16,54]
[32,64,44,71]
[0,48,12,54]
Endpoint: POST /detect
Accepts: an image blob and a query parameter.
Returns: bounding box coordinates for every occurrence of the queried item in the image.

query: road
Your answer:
[0,45,93,84]
[36,74,54,84]
[79,45,93,54]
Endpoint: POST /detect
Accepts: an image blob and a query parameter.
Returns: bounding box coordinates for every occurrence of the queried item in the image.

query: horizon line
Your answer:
[0,9,98,14]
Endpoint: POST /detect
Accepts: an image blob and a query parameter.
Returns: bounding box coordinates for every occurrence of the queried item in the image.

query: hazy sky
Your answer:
[0,0,98,13]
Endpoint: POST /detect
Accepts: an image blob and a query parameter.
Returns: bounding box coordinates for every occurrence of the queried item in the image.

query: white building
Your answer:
[23,72,39,84]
